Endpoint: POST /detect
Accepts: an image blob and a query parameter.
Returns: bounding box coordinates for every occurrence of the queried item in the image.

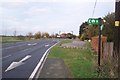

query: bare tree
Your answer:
[13,29,17,39]
[34,31,41,39]
[13,30,16,36]
[27,32,33,40]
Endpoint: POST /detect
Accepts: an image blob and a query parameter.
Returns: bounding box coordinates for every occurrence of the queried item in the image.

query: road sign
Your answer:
[115,21,119,26]
[88,18,99,24]
[88,18,102,66]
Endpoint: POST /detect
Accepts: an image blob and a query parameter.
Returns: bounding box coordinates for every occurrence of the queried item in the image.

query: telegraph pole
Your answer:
[59,31,61,35]
[114,0,120,77]
[114,0,120,58]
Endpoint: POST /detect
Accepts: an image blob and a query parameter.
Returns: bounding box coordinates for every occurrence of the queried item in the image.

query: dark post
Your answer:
[114,0,120,77]
[98,18,102,66]
[114,0,120,58]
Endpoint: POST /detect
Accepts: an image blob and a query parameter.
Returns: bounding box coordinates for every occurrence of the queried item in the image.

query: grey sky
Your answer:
[0,0,115,36]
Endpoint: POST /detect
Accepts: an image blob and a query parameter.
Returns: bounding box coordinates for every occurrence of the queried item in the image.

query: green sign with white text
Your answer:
[88,18,99,24]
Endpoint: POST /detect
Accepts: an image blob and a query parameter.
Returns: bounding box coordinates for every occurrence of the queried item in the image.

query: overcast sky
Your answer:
[0,0,115,36]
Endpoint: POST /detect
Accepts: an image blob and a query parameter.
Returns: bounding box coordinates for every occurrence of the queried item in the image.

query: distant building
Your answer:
[60,33,67,38]
[60,33,74,39]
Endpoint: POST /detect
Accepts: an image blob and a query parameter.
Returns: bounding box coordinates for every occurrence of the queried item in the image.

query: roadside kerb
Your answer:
[28,42,59,80]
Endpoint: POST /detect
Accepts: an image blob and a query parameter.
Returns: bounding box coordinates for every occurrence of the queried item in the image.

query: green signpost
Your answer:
[88,18,102,66]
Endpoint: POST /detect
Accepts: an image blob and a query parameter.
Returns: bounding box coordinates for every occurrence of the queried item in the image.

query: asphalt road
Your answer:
[2,39,59,79]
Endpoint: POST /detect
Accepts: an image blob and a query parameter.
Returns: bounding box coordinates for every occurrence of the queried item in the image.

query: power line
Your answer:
[92,0,98,17]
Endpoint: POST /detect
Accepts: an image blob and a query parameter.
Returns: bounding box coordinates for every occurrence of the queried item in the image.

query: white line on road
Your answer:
[28,42,59,79]
[0,55,11,60]
[3,42,37,50]
[27,44,32,46]
[3,44,26,50]
[27,43,37,46]
[45,44,49,47]
[22,49,29,52]
[19,55,31,62]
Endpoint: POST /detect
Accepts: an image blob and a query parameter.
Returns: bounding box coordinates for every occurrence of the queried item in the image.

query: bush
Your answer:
[99,57,118,78]
[17,35,25,40]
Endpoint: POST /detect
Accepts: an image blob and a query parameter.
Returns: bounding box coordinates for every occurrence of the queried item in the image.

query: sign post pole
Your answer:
[88,18,102,66]
[98,18,102,66]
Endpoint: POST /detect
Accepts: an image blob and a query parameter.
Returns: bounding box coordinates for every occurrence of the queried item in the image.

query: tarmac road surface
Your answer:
[1,39,59,79]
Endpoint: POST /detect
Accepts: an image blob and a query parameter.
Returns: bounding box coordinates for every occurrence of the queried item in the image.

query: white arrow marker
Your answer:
[5,55,31,72]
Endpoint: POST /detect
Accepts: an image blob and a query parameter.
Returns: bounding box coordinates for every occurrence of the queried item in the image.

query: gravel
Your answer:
[60,40,86,48]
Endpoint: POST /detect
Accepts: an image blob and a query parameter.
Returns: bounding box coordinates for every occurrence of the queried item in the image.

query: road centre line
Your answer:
[0,55,11,60]
[22,49,29,52]
[3,42,38,50]
[3,44,26,50]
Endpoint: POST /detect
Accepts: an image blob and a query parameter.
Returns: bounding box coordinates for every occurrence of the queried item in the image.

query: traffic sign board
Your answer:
[88,18,99,24]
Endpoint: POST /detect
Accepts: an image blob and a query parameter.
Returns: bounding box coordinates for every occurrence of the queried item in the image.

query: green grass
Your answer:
[59,39,73,44]
[1,36,25,44]
[0,36,57,44]
[48,40,98,78]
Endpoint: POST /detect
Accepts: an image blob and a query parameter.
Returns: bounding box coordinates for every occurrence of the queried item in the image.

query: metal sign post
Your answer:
[98,18,102,66]
[88,18,102,66]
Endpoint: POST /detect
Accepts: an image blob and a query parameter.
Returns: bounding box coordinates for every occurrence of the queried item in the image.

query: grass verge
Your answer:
[48,40,98,78]
[1,36,25,44]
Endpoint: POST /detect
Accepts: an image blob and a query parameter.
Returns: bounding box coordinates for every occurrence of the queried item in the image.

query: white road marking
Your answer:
[32,43,37,46]
[23,49,29,52]
[28,43,37,46]
[28,43,32,46]
[45,44,49,47]
[19,55,31,62]
[5,55,31,72]
[0,55,11,60]
[29,42,59,79]
[5,62,24,72]
[3,44,26,50]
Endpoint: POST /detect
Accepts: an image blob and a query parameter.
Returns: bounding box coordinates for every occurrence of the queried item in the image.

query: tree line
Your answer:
[15,32,56,40]
[2,31,76,40]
